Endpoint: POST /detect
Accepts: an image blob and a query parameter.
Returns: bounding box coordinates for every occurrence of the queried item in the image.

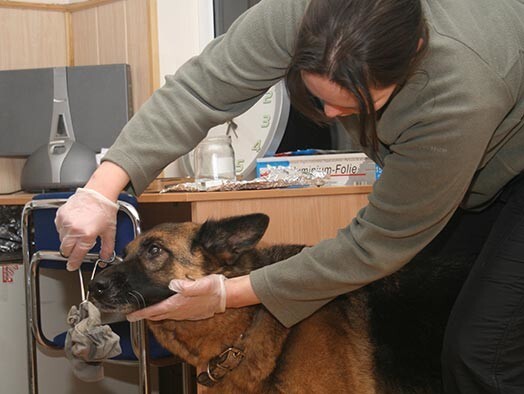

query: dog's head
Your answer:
[88,213,269,314]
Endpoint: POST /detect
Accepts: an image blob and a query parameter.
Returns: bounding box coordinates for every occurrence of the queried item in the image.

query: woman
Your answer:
[55,0,524,392]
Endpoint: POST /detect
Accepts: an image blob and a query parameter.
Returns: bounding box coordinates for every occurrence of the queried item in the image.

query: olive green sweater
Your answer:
[104,0,524,327]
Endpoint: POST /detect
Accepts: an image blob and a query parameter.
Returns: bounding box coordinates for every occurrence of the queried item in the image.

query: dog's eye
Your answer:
[148,244,161,257]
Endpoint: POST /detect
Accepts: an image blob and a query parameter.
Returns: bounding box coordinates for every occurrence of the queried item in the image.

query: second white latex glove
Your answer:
[127,274,227,322]
[55,188,118,271]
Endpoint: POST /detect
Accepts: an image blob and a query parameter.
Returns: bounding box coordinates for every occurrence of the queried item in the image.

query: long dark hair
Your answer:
[286,0,428,151]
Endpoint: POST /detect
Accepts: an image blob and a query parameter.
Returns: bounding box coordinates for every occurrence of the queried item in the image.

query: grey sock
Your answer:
[64,301,122,382]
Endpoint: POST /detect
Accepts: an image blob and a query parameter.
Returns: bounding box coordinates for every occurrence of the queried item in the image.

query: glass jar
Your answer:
[193,135,236,190]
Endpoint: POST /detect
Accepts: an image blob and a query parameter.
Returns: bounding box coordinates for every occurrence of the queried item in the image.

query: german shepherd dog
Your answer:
[89,213,474,393]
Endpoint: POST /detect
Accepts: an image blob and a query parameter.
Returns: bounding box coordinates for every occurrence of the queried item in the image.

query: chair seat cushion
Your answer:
[53,321,173,361]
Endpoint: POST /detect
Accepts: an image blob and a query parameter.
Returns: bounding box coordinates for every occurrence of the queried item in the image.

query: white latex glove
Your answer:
[55,188,118,271]
[127,274,227,322]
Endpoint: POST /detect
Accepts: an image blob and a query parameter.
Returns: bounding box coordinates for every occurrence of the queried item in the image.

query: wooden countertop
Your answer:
[0,192,34,205]
[138,185,372,203]
[0,185,373,206]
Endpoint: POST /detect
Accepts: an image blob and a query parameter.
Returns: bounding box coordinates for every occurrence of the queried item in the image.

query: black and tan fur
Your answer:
[89,214,474,393]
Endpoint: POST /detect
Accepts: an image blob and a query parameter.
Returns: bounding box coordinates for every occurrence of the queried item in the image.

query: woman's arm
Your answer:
[226,275,261,308]
[84,161,130,202]
[103,0,310,195]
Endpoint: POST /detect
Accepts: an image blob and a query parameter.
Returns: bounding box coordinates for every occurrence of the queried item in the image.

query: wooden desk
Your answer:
[0,185,372,245]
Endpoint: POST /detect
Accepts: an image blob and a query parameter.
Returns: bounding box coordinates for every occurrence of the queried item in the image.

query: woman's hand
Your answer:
[55,188,118,271]
[127,274,227,322]
[55,162,130,271]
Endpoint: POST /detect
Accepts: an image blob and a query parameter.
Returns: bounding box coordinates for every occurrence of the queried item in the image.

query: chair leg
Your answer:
[135,320,152,394]
[181,363,196,394]
[25,318,38,394]
[25,260,38,394]
[23,203,38,394]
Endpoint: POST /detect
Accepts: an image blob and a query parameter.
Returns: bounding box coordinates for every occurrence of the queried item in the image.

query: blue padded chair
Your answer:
[21,192,181,394]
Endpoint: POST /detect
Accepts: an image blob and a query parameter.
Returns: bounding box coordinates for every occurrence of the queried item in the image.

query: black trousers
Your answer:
[436,173,524,393]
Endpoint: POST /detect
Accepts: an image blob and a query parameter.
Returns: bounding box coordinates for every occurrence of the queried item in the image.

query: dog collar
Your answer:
[197,346,245,387]
[197,309,263,387]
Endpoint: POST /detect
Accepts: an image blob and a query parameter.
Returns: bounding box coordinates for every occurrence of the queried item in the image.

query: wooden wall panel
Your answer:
[126,0,154,112]
[71,7,99,65]
[97,1,127,64]
[0,7,68,69]
[0,159,26,193]
[71,0,153,112]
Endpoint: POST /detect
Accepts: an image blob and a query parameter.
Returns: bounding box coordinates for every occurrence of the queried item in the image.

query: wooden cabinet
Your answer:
[116,186,369,244]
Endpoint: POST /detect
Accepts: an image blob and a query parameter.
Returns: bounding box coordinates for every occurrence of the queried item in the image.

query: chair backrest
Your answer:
[30,192,139,269]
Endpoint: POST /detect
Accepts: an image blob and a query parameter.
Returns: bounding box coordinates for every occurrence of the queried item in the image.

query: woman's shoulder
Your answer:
[422,0,523,80]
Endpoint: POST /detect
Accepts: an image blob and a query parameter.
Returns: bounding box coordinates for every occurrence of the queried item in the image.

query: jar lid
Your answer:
[202,135,232,143]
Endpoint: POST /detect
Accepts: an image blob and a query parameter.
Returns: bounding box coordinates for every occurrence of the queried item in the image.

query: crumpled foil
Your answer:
[160,166,330,193]
[0,206,22,254]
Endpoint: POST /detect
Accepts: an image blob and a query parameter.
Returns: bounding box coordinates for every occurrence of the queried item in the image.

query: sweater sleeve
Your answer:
[102,0,310,194]
[250,34,514,327]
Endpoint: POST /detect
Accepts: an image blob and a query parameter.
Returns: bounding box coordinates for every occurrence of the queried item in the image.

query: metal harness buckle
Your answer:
[198,346,245,387]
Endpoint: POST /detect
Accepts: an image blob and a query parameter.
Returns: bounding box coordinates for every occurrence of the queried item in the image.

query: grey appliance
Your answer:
[0,64,132,191]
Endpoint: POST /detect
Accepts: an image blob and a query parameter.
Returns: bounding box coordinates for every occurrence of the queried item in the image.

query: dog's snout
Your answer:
[88,277,111,297]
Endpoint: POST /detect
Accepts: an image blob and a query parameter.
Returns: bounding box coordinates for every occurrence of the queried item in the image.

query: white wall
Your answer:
[156,0,214,177]
[0,267,29,394]
[156,0,214,87]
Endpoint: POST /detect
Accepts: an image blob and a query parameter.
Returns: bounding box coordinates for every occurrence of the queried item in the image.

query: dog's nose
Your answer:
[88,277,111,298]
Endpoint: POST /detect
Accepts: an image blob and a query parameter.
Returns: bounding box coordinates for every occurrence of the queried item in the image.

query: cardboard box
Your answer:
[256,152,381,186]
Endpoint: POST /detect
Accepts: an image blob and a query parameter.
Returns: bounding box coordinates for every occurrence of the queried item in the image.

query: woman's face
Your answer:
[301,72,397,118]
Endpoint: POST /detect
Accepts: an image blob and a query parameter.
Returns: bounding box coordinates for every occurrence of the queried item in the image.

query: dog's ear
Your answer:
[192,213,269,265]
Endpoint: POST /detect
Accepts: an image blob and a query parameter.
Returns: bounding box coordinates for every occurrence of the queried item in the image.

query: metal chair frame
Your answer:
[21,197,154,394]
